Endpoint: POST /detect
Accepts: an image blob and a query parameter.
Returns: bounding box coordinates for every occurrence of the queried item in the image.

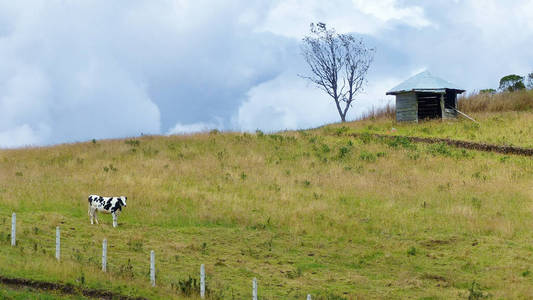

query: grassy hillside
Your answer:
[339,111,533,148]
[0,112,532,299]
[355,89,533,148]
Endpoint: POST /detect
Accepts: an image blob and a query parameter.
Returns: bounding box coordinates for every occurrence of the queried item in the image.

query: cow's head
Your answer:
[120,196,127,207]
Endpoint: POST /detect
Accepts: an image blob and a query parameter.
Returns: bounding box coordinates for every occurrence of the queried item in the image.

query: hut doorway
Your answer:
[416,92,441,120]
[444,89,457,109]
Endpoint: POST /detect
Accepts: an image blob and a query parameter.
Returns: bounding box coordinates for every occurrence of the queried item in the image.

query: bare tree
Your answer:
[301,23,375,122]
[527,72,533,90]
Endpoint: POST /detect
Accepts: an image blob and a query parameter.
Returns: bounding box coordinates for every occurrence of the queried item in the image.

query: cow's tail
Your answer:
[88,196,92,216]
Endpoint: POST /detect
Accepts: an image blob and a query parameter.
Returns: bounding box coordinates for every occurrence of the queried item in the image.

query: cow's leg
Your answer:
[89,207,95,224]
[94,210,99,224]
[112,212,117,228]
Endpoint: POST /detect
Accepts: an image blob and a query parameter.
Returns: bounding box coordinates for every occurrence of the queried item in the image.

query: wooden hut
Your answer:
[386,71,465,122]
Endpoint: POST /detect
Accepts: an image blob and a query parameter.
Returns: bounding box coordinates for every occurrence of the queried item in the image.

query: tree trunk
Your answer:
[334,98,346,122]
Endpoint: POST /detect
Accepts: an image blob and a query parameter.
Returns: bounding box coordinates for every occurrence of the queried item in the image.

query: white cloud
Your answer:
[388,0,533,90]
[257,0,431,38]
[352,0,430,28]
[167,121,222,135]
[237,72,340,132]
[357,75,399,109]
[0,0,286,147]
[237,68,400,132]
[0,124,49,148]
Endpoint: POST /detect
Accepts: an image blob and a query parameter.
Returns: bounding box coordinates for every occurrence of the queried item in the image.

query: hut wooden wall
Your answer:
[395,92,417,122]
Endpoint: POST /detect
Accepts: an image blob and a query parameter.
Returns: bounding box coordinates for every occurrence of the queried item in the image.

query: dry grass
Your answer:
[338,111,533,148]
[358,103,396,121]
[0,122,533,299]
[458,89,533,113]
[358,89,533,122]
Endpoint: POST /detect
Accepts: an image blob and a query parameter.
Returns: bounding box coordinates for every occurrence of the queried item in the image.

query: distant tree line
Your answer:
[482,72,533,94]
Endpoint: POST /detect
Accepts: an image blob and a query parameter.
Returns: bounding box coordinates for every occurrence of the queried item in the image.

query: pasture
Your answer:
[0,111,532,299]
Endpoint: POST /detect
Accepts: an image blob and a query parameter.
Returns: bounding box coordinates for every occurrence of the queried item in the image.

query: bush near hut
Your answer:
[499,74,525,92]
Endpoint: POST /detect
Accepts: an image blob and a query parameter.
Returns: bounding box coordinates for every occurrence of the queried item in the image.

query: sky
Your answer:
[1,0,532,147]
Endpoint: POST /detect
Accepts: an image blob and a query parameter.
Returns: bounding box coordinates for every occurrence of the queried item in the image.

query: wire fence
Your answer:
[6,212,314,299]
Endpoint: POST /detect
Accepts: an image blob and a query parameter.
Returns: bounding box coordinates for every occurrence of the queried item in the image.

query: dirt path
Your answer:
[0,275,148,300]
[349,133,533,156]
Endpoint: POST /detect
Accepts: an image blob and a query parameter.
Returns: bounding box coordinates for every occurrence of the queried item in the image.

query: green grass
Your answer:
[338,111,533,148]
[0,112,532,299]
[0,284,89,299]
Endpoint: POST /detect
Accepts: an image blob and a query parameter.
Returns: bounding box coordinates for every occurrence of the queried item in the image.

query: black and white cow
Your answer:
[88,195,127,228]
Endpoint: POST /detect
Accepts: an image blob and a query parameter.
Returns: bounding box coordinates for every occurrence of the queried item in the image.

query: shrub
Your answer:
[171,276,222,299]
[338,146,350,158]
[142,147,159,157]
[359,132,372,144]
[103,164,117,172]
[471,197,482,209]
[334,126,349,136]
[118,259,135,279]
[479,88,496,94]
[269,134,284,143]
[173,276,199,296]
[359,151,376,162]
[499,74,525,92]
[127,239,143,252]
[376,151,386,157]
[286,266,302,279]
[407,152,420,160]
[428,142,451,157]
[386,136,413,149]
[125,139,140,147]
[467,281,487,299]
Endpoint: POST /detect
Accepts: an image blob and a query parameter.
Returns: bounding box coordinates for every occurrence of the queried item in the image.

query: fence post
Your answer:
[11,213,16,246]
[307,294,312,300]
[200,264,206,298]
[102,239,107,272]
[150,250,155,287]
[252,277,258,300]
[55,226,60,261]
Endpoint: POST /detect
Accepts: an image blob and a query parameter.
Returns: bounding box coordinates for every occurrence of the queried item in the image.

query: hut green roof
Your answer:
[386,71,465,95]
